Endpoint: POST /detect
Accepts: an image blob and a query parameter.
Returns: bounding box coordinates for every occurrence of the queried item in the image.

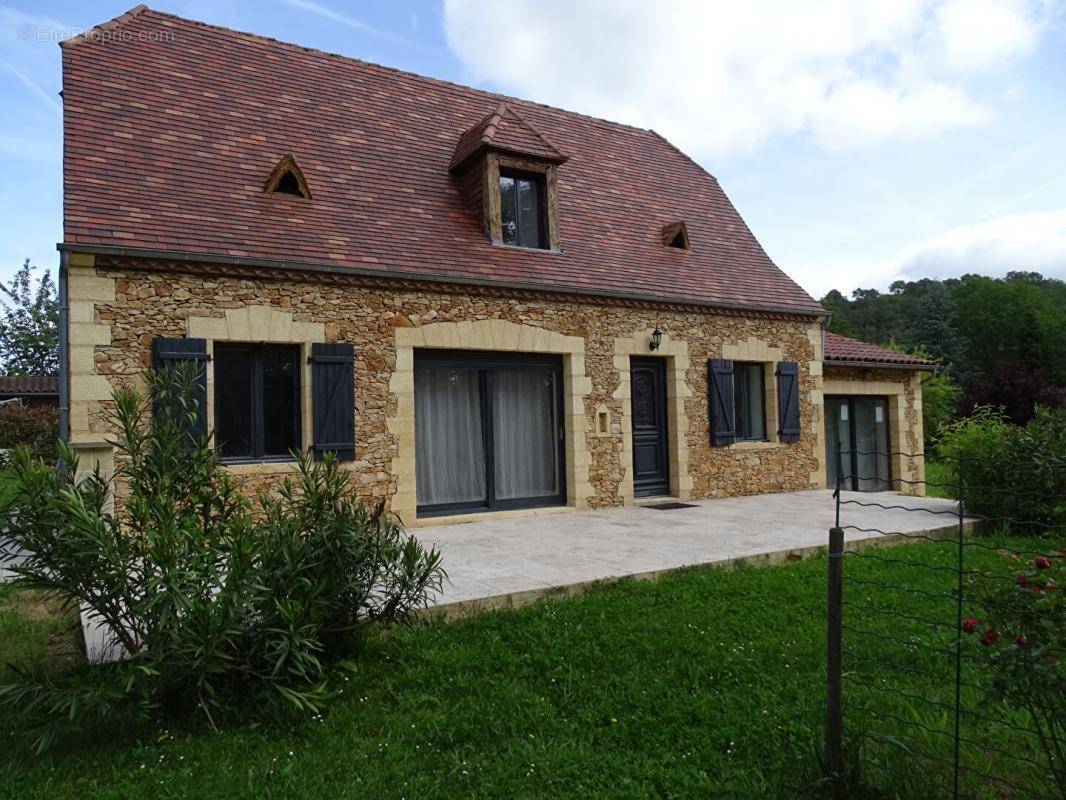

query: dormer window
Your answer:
[449,103,567,252]
[499,170,546,249]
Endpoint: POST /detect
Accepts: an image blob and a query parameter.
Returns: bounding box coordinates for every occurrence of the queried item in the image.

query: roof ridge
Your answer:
[59,4,149,48]
[98,6,668,142]
[479,102,508,146]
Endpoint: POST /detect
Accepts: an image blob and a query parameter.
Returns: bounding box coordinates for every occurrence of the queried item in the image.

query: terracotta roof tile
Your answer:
[450,103,566,172]
[824,332,934,368]
[61,7,825,315]
[0,376,59,395]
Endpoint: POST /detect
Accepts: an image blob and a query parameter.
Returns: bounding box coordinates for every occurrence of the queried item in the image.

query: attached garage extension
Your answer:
[822,332,934,495]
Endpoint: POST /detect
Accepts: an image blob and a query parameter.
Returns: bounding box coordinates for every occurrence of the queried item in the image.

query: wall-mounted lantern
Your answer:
[649,326,663,351]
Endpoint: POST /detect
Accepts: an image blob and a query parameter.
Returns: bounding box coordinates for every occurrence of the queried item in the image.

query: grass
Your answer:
[0,585,77,683]
[0,534,1061,799]
[924,460,955,499]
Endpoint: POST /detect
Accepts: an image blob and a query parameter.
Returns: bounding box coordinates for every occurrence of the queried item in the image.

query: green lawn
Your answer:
[0,585,77,683]
[0,535,1059,799]
[924,460,955,499]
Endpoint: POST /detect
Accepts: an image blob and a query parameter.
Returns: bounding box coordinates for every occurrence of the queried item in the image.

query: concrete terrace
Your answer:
[415,489,968,614]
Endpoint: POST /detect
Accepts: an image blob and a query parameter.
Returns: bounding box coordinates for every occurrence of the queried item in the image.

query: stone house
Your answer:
[59,7,931,525]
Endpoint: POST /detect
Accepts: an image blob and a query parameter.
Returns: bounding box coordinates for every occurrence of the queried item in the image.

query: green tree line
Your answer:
[822,272,1066,438]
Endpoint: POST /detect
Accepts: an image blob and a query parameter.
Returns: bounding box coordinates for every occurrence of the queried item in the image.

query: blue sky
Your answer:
[1,0,1064,299]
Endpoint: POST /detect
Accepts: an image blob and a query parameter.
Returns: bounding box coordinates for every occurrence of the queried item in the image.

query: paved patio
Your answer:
[416,489,967,613]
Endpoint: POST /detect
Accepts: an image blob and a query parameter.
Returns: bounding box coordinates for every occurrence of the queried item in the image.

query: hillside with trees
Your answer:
[821,272,1066,440]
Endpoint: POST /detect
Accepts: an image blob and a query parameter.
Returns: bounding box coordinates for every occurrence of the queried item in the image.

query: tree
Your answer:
[911,282,964,377]
[0,260,59,375]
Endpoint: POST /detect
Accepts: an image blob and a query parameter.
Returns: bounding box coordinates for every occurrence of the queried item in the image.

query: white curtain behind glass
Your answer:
[492,369,559,500]
[415,368,487,506]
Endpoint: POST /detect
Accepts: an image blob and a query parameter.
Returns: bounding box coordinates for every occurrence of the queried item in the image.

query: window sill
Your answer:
[490,240,562,255]
[412,503,572,528]
[730,440,786,450]
[220,457,301,475]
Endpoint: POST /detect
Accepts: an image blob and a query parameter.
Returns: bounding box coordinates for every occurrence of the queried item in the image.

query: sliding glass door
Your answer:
[825,396,891,492]
[414,351,565,516]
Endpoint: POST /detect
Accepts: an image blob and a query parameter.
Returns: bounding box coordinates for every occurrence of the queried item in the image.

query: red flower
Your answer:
[1017,574,1028,587]
[962,618,980,634]
[1035,556,1052,570]
[1047,654,1061,665]
[1013,635,1029,648]
[980,628,999,647]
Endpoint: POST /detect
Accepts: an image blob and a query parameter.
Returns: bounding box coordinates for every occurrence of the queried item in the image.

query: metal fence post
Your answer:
[827,525,845,781]
[952,453,965,800]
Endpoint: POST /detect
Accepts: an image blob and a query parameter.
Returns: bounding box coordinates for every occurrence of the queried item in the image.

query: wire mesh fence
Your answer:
[826,447,1066,800]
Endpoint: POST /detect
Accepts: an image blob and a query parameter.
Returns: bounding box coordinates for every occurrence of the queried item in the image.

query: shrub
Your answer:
[965,550,1066,798]
[0,402,58,466]
[0,366,444,752]
[937,406,1066,534]
[920,364,961,452]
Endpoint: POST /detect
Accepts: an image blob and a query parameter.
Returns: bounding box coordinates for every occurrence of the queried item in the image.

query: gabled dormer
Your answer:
[450,103,567,251]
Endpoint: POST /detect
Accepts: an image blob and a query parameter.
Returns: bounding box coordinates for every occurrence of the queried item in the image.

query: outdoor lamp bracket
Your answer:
[650,327,663,351]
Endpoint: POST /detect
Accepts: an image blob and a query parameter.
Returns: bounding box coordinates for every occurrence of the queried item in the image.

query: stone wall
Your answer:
[68,256,830,520]
[823,364,926,495]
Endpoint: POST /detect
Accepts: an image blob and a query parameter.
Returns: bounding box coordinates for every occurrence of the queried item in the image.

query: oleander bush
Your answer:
[0,366,444,753]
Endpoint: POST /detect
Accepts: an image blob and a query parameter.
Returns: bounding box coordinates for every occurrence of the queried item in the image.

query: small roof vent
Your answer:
[264,153,311,199]
[662,221,690,250]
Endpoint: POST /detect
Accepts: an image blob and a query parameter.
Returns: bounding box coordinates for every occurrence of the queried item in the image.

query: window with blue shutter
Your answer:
[708,358,735,446]
[151,337,208,443]
[310,343,355,461]
[776,361,801,443]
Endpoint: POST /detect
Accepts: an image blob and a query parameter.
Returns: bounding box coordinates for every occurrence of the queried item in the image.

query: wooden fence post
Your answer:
[827,526,845,781]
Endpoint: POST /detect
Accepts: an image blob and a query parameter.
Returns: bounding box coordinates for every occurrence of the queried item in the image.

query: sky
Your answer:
[0,0,1064,300]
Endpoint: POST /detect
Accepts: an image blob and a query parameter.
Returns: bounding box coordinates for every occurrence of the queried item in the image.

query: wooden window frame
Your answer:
[213,343,302,463]
[414,349,567,517]
[483,153,561,251]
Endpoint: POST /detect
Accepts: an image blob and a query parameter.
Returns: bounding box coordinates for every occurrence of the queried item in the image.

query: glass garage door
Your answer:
[414,350,565,516]
[825,396,891,492]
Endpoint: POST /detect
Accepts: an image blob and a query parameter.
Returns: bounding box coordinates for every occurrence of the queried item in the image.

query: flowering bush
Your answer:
[966,550,1066,797]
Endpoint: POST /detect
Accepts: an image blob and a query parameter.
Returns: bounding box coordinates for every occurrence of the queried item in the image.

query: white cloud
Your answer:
[935,0,1041,72]
[892,208,1066,280]
[442,0,1050,159]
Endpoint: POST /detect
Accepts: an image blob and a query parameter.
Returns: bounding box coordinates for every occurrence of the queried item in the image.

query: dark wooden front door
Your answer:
[631,358,669,497]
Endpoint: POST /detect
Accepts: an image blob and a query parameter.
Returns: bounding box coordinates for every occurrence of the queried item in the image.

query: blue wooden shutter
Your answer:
[310,343,355,461]
[150,337,208,441]
[708,359,735,446]
[776,361,801,443]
